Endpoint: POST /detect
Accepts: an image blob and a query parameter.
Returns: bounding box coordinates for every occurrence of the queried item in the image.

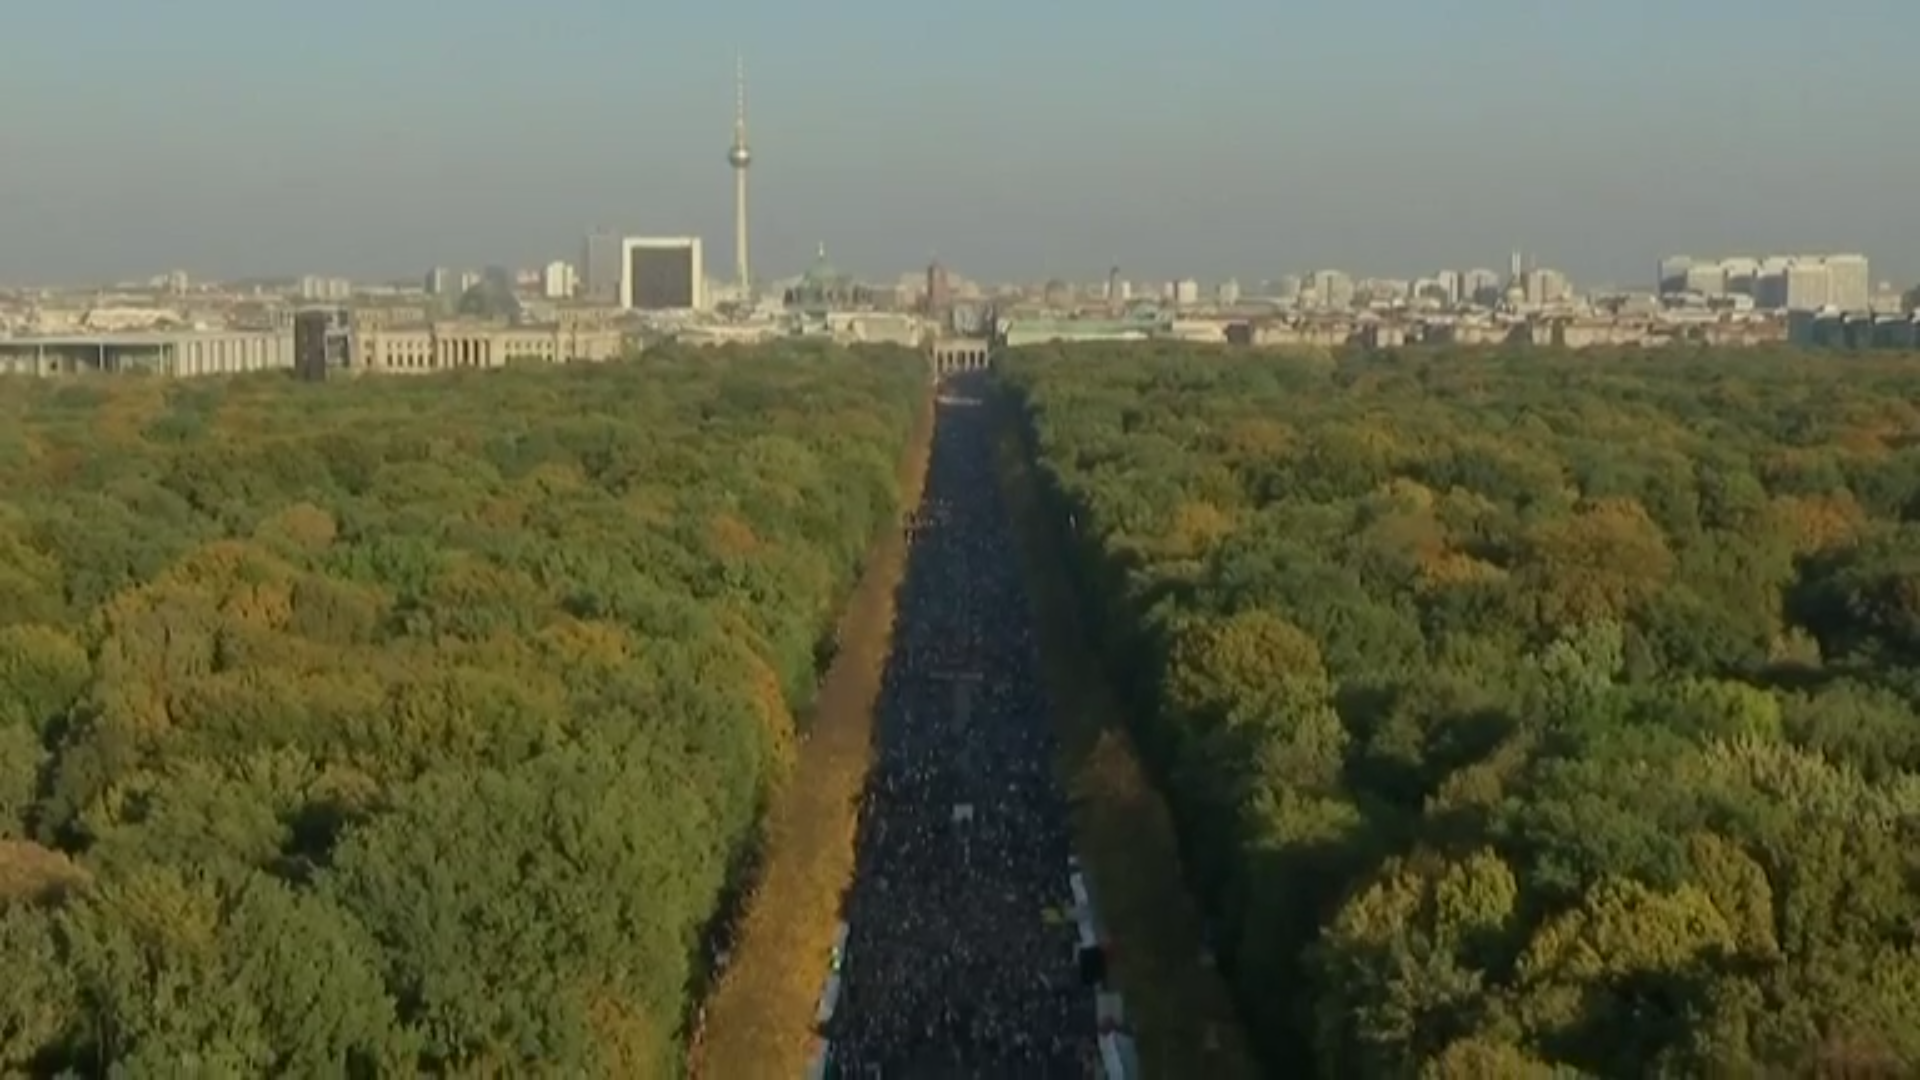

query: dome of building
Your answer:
[801,243,844,287]
[457,277,521,321]
[786,243,874,314]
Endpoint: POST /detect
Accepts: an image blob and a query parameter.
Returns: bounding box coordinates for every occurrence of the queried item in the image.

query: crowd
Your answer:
[825,380,1097,1077]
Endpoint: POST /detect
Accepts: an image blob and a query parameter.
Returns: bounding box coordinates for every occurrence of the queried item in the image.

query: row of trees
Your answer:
[1002,343,1920,1076]
[0,344,924,1075]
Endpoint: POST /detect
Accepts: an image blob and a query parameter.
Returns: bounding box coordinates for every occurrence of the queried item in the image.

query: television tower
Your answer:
[726,55,752,298]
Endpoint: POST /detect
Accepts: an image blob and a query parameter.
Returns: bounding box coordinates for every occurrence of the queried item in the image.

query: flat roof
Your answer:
[357,320,608,333]
[1005,317,1161,334]
[0,329,286,347]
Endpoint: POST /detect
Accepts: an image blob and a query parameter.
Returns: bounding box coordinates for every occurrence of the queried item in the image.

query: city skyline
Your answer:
[2,1,1916,286]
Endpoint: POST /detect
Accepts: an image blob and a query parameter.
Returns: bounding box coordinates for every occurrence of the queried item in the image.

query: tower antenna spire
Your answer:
[734,52,747,136]
[727,54,752,300]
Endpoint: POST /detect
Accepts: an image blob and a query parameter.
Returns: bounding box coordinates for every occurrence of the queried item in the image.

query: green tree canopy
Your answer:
[0,344,923,1074]
[1002,343,1920,1074]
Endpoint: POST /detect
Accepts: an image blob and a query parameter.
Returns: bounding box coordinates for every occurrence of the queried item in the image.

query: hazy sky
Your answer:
[3,0,1914,288]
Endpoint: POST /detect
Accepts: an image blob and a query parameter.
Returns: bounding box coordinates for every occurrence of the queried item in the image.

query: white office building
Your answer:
[542,261,577,300]
[1310,269,1355,309]
[1686,253,1873,312]
[1824,254,1871,312]
[1683,263,1727,297]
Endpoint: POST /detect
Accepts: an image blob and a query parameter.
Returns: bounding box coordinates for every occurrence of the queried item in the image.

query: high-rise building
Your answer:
[1683,263,1727,297]
[424,267,454,296]
[727,56,753,298]
[1678,253,1870,312]
[582,231,623,302]
[926,260,952,322]
[1311,269,1354,310]
[1721,257,1761,296]
[542,261,576,300]
[621,238,705,312]
[1784,263,1832,311]
[292,308,349,382]
[1749,255,1872,312]
[1524,268,1571,305]
[1824,254,1871,312]
[1658,255,1695,295]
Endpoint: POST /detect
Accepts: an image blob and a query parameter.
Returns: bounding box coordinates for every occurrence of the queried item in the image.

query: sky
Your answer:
[2,0,1915,289]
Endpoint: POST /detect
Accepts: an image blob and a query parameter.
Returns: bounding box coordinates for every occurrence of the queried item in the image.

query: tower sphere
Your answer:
[728,145,751,169]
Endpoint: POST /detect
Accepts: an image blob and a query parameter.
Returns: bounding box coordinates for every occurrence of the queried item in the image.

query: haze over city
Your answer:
[4,0,1916,286]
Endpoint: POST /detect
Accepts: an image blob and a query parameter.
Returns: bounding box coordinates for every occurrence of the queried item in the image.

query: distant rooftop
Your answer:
[0,328,286,346]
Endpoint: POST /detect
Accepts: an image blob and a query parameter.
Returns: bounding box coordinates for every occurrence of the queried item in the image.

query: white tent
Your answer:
[1076,920,1098,951]
[815,973,842,1025]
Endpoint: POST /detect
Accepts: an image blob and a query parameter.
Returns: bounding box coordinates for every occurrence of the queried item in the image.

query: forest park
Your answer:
[1003,344,1920,1077]
[0,344,923,1076]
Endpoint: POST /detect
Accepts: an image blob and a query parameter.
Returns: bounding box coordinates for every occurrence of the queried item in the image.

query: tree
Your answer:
[0,344,926,1071]
[999,343,1920,1074]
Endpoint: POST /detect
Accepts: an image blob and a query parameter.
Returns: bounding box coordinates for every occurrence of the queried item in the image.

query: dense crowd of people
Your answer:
[826,380,1096,1077]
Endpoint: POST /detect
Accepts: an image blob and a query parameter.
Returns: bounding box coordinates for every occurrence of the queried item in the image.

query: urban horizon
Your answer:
[9,9,1917,289]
